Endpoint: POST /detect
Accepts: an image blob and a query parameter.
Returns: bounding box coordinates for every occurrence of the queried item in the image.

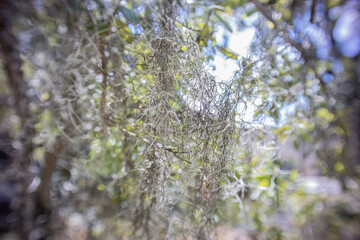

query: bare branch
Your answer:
[249,0,327,94]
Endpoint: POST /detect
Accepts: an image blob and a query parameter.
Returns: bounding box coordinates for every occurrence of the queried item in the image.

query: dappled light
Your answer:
[0,0,359,239]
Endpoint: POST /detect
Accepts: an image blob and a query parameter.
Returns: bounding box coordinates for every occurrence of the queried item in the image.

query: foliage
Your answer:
[0,0,359,239]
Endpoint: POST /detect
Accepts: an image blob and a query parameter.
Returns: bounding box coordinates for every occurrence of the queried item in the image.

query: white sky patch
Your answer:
[212,55,239,81]
[238,102,256,123]
[228,28,255,57]
[211,17,255,82]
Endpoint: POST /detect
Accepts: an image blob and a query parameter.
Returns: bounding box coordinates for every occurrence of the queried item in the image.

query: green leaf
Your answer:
[214,12,233,33]
[269,104,279,122]
[119,6,140,24]
[315,107,335,122]
[334,161,345,172]
[257,176,271,187]
[40,92,50,101]
[97,183,106,191]
[327,0,343,8]
[199,24,213,38]
[246,6,257,17]
[219,0,246,8]
[115,19,127,28]
[115,20,134,44]
[216,46,238,59]
[289,169,298,182]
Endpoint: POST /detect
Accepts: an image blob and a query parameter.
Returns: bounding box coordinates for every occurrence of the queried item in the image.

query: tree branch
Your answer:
[37,136,69,210]
[249,0,327,94]
[310,0,318,24]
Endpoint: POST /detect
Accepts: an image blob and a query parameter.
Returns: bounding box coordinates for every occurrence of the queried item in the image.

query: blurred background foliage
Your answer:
[0,0,359,239]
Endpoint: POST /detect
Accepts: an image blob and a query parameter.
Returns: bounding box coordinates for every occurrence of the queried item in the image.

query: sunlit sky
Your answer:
[211,15,255,81]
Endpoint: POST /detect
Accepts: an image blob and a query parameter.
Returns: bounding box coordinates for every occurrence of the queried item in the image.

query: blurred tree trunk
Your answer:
[0,1,36,238]
[0,1,71,238]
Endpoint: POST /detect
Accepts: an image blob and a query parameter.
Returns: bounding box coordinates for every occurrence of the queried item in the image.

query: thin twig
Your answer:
[249,0,328,96]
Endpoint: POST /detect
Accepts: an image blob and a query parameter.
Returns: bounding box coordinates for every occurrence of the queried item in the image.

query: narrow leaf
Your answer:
[216,46,238,59]
[214,12,233,33]
[246,7,257,18]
